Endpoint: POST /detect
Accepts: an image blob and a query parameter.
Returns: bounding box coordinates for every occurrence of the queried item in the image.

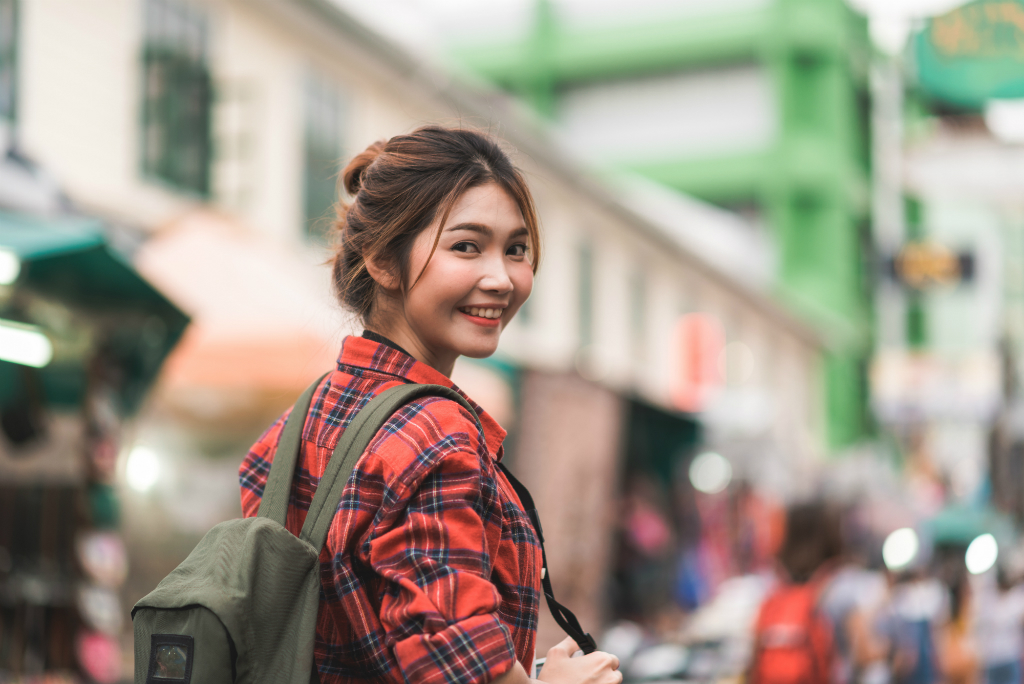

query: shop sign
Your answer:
[915,0,1024,108]
[672,313,724,413]
[885,242,974,289]
[871,350,1001,422]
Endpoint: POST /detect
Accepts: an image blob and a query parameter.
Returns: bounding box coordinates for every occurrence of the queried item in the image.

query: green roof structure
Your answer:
[0,209,189,414]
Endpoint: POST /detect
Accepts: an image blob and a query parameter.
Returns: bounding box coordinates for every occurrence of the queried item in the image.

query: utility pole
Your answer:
[871,51,907,351]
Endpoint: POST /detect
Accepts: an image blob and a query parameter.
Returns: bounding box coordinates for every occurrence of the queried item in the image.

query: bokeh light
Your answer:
[0,319,53,368]
[882,527,919,571]
[0,248,19,285]
[125,446,161,492]
[689,452,732,494]
[965,533,998,575]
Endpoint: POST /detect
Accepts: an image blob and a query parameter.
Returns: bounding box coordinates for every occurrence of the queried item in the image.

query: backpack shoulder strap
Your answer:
[298,383,479,551]
[257,372,330,525]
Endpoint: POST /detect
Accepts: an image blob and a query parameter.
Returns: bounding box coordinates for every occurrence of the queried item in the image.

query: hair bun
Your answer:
[342,140,386,195]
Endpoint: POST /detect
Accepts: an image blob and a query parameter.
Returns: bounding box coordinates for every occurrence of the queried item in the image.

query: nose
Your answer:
[479,252,514,296]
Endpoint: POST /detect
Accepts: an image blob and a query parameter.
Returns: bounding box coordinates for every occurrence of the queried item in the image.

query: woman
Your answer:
[238,127,622,684]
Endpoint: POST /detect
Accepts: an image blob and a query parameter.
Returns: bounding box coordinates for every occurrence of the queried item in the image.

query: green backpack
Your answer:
[131,377,481,684]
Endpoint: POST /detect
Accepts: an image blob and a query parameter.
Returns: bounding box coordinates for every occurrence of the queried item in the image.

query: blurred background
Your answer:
[3,0,1024,681]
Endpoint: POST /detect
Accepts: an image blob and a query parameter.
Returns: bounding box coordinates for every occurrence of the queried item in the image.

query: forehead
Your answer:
[445,182,525,229]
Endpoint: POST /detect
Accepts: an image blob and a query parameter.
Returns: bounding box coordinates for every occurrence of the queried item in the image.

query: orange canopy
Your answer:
[135,211,353,397]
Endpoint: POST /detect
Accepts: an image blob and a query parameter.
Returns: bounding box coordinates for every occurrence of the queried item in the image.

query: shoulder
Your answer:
[238,409,291,516]
[363,392,488,486]
[371,392,483,457]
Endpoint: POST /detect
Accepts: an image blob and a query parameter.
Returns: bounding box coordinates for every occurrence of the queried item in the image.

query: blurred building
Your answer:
[4,0,830,660]
[869,1,1024,529]
[438,0,874,449]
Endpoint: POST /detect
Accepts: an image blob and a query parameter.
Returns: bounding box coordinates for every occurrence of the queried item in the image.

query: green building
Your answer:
[448,0,873,448]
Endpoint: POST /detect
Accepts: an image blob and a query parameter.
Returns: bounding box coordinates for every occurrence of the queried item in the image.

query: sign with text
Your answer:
[916,0,1024,108]
[884,242,974,289]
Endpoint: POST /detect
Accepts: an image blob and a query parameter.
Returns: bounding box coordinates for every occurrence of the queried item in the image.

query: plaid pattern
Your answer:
[239,336,541,684]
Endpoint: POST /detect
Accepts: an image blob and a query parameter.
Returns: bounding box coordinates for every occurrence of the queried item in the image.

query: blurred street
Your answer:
[5,0,1024,682]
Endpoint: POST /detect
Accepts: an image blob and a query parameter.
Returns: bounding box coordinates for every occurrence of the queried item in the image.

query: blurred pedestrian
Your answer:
[237,127,621,684]
[974,567,1024,684]
[820,560,889,684]
[875,569,947,684]
[617,475,679,631]
[749,501,842,684]
[939,574,978,684]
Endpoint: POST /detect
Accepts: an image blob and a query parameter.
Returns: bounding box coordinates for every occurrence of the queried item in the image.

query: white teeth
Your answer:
[462,307,503,319]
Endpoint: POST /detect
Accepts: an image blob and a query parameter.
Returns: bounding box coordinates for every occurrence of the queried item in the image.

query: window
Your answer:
[578,242,593,348]
[140,0,212,195]
[303,72,344,240]
[0,0,17,124]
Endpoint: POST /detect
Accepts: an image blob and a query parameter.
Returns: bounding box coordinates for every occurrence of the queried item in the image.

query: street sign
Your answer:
[885,242,975,289]
[915,0,1024,109]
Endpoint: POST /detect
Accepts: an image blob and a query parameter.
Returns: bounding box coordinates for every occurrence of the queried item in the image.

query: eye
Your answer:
[452,241,480,254]
[506,243,528,259]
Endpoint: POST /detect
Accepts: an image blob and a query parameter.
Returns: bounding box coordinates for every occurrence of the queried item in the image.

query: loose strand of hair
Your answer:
[408,175,474,291]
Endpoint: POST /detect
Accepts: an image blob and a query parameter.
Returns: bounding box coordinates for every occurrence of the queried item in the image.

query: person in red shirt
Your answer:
[238,126,622,684]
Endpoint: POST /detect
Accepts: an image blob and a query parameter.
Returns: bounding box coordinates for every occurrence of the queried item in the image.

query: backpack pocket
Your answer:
[134,605,236,684]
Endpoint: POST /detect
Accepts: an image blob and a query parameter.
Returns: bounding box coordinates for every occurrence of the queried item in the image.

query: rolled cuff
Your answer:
[392,613,517,684]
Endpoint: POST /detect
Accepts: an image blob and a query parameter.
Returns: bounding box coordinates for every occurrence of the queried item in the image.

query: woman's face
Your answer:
[373,182,534,375]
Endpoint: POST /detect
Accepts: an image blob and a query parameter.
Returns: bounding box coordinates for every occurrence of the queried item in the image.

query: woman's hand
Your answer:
[537,637,622,684]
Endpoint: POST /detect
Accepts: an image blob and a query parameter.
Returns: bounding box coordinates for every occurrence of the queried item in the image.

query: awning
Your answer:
[926,503,1015,546]
[0,209,189,413]
[133,210,350,421]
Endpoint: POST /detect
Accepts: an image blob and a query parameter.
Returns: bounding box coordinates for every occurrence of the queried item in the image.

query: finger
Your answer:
[546,636,579,659]
[581,651,616,663]
[584,652,619,671]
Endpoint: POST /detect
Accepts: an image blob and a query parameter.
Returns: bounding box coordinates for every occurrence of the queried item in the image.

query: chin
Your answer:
[457,341,500,359]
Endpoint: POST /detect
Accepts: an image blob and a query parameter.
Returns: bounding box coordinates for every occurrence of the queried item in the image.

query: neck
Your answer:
[369,300,457,377]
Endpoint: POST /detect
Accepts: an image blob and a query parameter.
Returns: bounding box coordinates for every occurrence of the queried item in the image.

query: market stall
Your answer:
[0,208,188,682]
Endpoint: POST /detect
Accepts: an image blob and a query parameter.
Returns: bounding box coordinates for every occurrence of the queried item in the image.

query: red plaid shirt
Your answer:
[239,335,541,684]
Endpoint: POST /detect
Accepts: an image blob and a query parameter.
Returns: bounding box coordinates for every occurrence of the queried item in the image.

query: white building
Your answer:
[5,0,826,644]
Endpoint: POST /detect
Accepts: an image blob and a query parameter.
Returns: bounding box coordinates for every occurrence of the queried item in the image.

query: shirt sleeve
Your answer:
[367,407,516,684]
[238,411,288,518]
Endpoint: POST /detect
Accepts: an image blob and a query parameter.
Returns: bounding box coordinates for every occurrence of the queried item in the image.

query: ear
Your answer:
[364,253,401,291]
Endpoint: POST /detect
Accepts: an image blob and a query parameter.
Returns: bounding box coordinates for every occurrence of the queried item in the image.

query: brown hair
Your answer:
[332,126,541,326]
[777,501,843,583]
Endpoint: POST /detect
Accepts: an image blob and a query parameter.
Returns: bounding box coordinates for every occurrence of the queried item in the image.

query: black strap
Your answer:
[498,463,597,655]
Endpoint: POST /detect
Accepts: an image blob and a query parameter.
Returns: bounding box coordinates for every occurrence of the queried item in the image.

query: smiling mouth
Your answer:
[458,307,504,320]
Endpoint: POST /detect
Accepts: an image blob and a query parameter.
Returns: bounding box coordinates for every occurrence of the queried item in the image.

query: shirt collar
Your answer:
[337,335,508,460]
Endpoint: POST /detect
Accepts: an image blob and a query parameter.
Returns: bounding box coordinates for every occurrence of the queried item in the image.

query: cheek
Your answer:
[510,265,534,306]
[410,254,479,313]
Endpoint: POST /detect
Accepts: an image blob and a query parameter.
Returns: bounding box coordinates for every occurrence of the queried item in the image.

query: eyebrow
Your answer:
[446,222,530,238]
